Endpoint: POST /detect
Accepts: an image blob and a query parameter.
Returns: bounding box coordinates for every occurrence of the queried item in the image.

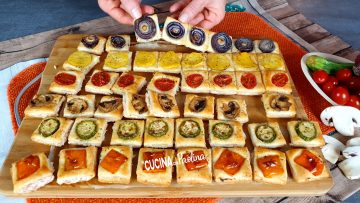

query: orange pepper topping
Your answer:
[16,155,40,180]
[100,149,128,174]
[142,151,166,173]
[65,150,87,171]
[214,149,245,176]
[294,149,324,176]
[183,150,208,171]
[257,155,284,178]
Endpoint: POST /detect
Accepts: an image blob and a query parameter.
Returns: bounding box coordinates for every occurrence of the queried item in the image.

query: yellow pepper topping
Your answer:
[159,51,181,69]
[207,53,230,71]
[66,51,92,68]
[258,54,284,70]
[182,52,204,68]
[233,52,257,68]
[104,52,129,69]
[134,51,157,67]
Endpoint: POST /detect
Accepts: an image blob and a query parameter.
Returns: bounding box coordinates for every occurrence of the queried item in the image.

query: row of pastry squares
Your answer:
[12,146,330,193]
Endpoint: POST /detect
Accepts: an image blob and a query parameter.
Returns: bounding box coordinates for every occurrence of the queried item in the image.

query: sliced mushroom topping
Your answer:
[270,95,291,111]
[81,35,99,49]
[131,94,147,114]
[222,101,240,119]
[98,98,121,113]
[189,96,207,112]
[158,94,174,112]
[67,98,88,114]
[30,94,54,107]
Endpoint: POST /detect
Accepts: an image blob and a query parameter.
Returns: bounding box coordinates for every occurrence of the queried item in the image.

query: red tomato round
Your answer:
[117,74,134,88]
[331,86,350,105]
[272,73,289,87]
[54,73,76,85]
[321,81,335,95]
[346,95,360,109]
[154,78,175,91]
[91,71,110,87]
[312,70,328,84]
[241,73,257,89]
[327,76,339,86]
[347,77,360,92]
[336,69,352,82]
[214,74,232,87]
[186,74,204,88]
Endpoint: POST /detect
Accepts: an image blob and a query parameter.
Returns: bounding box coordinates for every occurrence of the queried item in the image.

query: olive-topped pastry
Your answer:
[209,32,232,53]
[110,35,126,48]
[81,35,99,49]
[134,14,161,42]
[234,38,254,52]
[258,39,276,53]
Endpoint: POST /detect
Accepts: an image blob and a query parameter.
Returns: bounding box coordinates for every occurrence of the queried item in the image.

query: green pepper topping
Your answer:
[39,118,60,137]
[255,124,276,143]
[179,120,200,138]
[118,121,139,140]
[295,121,317,141]
[212,122,234,140]
[75,120,97,140]
[148,120,168,137]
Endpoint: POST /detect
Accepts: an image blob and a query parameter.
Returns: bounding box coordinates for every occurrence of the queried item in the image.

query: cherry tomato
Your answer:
[186,74,203,88]
[241,73,257,89]
[91,71,110,87]
[312,70,328,84]
[331,86,350,105]
[321,81,335,95]
[54,73,76,85]
[347,77,360,92]
[154,78,175,91]
[327,76,339,86]
[346,95,360,109]
[272,73,289,87]
[117,74,134,88]
[336,69,352,82]
[214,74,233,87]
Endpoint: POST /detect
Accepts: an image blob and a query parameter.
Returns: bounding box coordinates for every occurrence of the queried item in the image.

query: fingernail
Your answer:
[179,13,189,23]
[131,8,141,19]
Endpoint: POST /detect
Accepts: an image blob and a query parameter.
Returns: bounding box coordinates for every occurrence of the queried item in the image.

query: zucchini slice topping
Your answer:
[148,120,168,137]
[39,118,60,137]
[179,120,201,138]
[212,122,234,140]
[75,120,97,140]
[118,121,139,140]
[255,124,276,143]
[295,121,317,141]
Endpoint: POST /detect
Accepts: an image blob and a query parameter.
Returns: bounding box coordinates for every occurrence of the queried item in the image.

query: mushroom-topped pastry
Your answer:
[123,93,149,119]
[146,91,180,118]
[24,94,65,118]
[184,94,215,119]
[261,93,296,118]
[63,95,96,118]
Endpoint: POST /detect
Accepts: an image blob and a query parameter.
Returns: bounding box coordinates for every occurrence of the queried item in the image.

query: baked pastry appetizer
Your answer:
[98,146,132,184]
[105,35,130,52]
[253,147,287,185]
[216,97,248,123]
[185,26,209,52]
[136,148,174,186]
[147,72,180,96]
[232,38,255,53]
[181,70,210,93]
[248,122,286,148]
[110,120,145,147]
[77,35,106,55]
[146,91,180,118]
[123,93,149,119]
[144,117,174,148]
[63,51,100,74]
[63,94,95,118]
[68,118,108,147]
[31,117,74,147]
[24,94,65,118]
[11,153,54,193]
[207,32,232,53]
[261,93,296,118]
[103,51,132,72]
[257,53,286,71]
[287,121,325,147]
[212,147,252,183]
[181,52,206,70]
[111,72,147,95]
[85,70,119,95]
[286,148,330,183]
[208,120,246,147]
[183,94,215,119]
[254,39,280,54]
[262,70,292,94]
[232,52,259,71]
[133,51,159,72]
[209,71,237,95]
[94,96,123,122]
[49,70,85,95]
[236,71,265,95]
[175,118,206,148]
[57,146,97,185]
[134,14,161,42]
[206,53,234,72]
[176,148,212,185]
[158,51,182,73]
[162,17,189,46]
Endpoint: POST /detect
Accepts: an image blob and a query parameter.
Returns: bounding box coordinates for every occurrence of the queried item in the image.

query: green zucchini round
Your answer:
[148,120,168,137]
[75,120,97,140]
[179,120,200,138]
[255,124,276,143]
[212,122,234,140]
[39,118,60,137]
[295,121,316,141]
[118,121,139,140]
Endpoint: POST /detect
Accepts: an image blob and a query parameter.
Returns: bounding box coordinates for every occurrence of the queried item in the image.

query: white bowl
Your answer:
[300,52,354,106]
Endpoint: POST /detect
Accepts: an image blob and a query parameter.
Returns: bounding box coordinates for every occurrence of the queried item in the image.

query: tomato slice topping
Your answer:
[294,150,324,176]
[142,151,166,173]
[100,149,128,174]
[213,74,232,87]
[271,73,288,87]
[241,73,257,89]
[186,73,204,88]
[257,155,284,178]
[154,78,175,91]
[91,71,110,87]
[16,155,40,180]
[54,73,76,85]
[214,149,245,176]
[64,150,87,171]
[117,74,135,88]
[183,150,208,171]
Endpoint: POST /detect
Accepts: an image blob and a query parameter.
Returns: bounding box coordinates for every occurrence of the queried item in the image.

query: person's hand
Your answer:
[98,0,154,24]
[170,0,226,29]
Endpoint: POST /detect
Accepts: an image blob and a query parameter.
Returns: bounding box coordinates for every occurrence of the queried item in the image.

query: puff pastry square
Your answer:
[24,94,65,118]
[181,52,207,71]
[158,51,182,73]
[231,38,256,53]
[185,26,209,52]
[261,93,296,118]
[105,35,130,52]
[63,94,96,118]
[181,70,210,93]
[143,117,174,148]
[207,31,233,53]
[133,51,159,72]
[254,40,280,54]
[122,93,149,119]
[146,91,180,118]
[208,120,246,147]
[288,121,325,147]
[85,70,119,95]
[110,120,145,147]
[68,118,108,147]
[216,97,248,123]
[183,94,215,119]
[257,53,286,71]
[77,35,106,55]
[111,72,147,95]
[147,72,180,96]
[103,51,132,72]
[49,71,85,95]
[63,51,100,74]
[209,71,237,95]
[175,118,206,148]
[206,53,234,72]
[235,71,265,95]
[94,96,123,122]
[262,70,292,94]
[248,122,286,148]
[232,52,259,72]
[162,17,189,46]
[134,14,161,43]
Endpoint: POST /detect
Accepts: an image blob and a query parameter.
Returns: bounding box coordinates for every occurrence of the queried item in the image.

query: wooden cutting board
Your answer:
[0,34,333,197]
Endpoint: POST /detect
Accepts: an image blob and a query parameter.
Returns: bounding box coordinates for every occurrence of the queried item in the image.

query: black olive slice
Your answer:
[30,94,54,107]
[211,32,232,53]
[131,94,147,114]
[98,98,121,113]
[189,97,207,112]
[166,21,185,39]
[67,98,88,114]
[189,27,205,46]
[81,35,99,49]
[110,35,126,48]
[259,39,275,53]
[158,94,174,112]
[134,16,157,40]
[235,38,254,52]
